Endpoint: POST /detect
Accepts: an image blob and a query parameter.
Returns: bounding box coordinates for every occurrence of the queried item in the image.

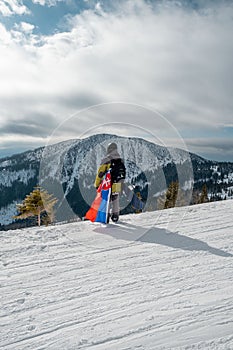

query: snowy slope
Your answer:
[1,200,233,350]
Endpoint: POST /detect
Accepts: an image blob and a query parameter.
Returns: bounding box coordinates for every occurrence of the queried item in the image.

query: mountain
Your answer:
[1,133,233,228]
[1,200,233,349]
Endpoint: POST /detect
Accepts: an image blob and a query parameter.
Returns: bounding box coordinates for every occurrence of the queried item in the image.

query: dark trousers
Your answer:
[110,193,119,216]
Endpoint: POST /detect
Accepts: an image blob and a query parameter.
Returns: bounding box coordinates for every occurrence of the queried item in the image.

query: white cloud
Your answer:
[9,22,39,47]
[9,22,36,45]
[0,0,29,16]
[32,0,66,7]
[0,1,12,15]
[0,0,233,159]
[19,22,35,33]
[0,23,12,44]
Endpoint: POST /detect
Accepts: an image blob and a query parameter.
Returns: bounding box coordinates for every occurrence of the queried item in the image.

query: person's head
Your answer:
[107,142,117,154]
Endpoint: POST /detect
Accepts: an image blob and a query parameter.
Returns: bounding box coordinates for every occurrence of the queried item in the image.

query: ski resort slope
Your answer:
[1,201,233,350]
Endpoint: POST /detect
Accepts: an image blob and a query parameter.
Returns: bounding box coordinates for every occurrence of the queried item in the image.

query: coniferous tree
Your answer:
[192,190,200,205]
[199,184,209,204]
[14,187,57,227]
[158,183,188,209]
[164,181,179,209]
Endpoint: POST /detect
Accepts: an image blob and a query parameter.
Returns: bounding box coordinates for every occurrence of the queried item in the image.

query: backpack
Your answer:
[110,158,126,183]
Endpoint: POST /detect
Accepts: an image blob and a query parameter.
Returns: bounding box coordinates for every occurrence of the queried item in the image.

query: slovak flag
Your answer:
[85,170,112,223]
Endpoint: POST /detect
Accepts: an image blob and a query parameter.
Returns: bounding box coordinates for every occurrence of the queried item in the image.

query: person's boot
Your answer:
[111,213,119,222]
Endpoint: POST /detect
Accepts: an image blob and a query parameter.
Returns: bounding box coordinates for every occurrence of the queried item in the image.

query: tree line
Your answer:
[10,181,225,229]
[157,181,209,210]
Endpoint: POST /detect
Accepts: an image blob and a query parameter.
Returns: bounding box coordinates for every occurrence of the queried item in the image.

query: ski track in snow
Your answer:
[1,200,233,350]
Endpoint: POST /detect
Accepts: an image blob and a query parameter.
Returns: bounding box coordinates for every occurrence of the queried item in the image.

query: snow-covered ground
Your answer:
[1,200,233,350]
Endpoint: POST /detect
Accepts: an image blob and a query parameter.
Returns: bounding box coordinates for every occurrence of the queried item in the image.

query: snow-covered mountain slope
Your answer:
[1,133,233,227]
[1,200,233,350]
[39,133,194,194]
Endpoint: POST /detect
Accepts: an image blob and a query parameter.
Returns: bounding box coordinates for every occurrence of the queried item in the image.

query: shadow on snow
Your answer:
[94,222,232,258]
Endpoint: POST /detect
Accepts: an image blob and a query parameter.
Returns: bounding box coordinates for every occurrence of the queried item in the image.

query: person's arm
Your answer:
[94,163,109,189]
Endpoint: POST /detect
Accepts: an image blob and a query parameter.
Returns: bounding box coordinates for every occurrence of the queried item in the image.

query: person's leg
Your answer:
[111,193,119,222]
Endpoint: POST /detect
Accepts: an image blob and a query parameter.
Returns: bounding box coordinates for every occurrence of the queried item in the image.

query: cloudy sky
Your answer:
[0,0,233,161]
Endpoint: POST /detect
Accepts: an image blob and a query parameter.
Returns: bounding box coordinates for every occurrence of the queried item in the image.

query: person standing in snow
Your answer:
[94,142,126,222]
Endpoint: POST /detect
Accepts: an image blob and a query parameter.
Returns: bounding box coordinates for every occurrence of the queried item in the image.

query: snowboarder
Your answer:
[94,142,126,222]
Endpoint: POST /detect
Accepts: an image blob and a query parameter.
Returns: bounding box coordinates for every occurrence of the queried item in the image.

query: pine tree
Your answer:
[14,187,57,227]
[199,184,209,204]
[192,190,200,205]
[158,183,187,209]
[164,181,179,209]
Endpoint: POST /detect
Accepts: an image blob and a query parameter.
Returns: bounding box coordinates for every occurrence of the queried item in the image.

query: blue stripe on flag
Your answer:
[95,189,111,223]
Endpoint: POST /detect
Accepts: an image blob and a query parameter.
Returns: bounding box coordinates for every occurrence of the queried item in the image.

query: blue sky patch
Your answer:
[0,0,89,35]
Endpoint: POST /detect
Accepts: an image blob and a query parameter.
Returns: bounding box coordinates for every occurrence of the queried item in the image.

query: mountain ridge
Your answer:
[0,133,207,165]
[1,133,233,228]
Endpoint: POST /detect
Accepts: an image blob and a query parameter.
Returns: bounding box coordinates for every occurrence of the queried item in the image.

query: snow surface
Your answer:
[1,200,233,350]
